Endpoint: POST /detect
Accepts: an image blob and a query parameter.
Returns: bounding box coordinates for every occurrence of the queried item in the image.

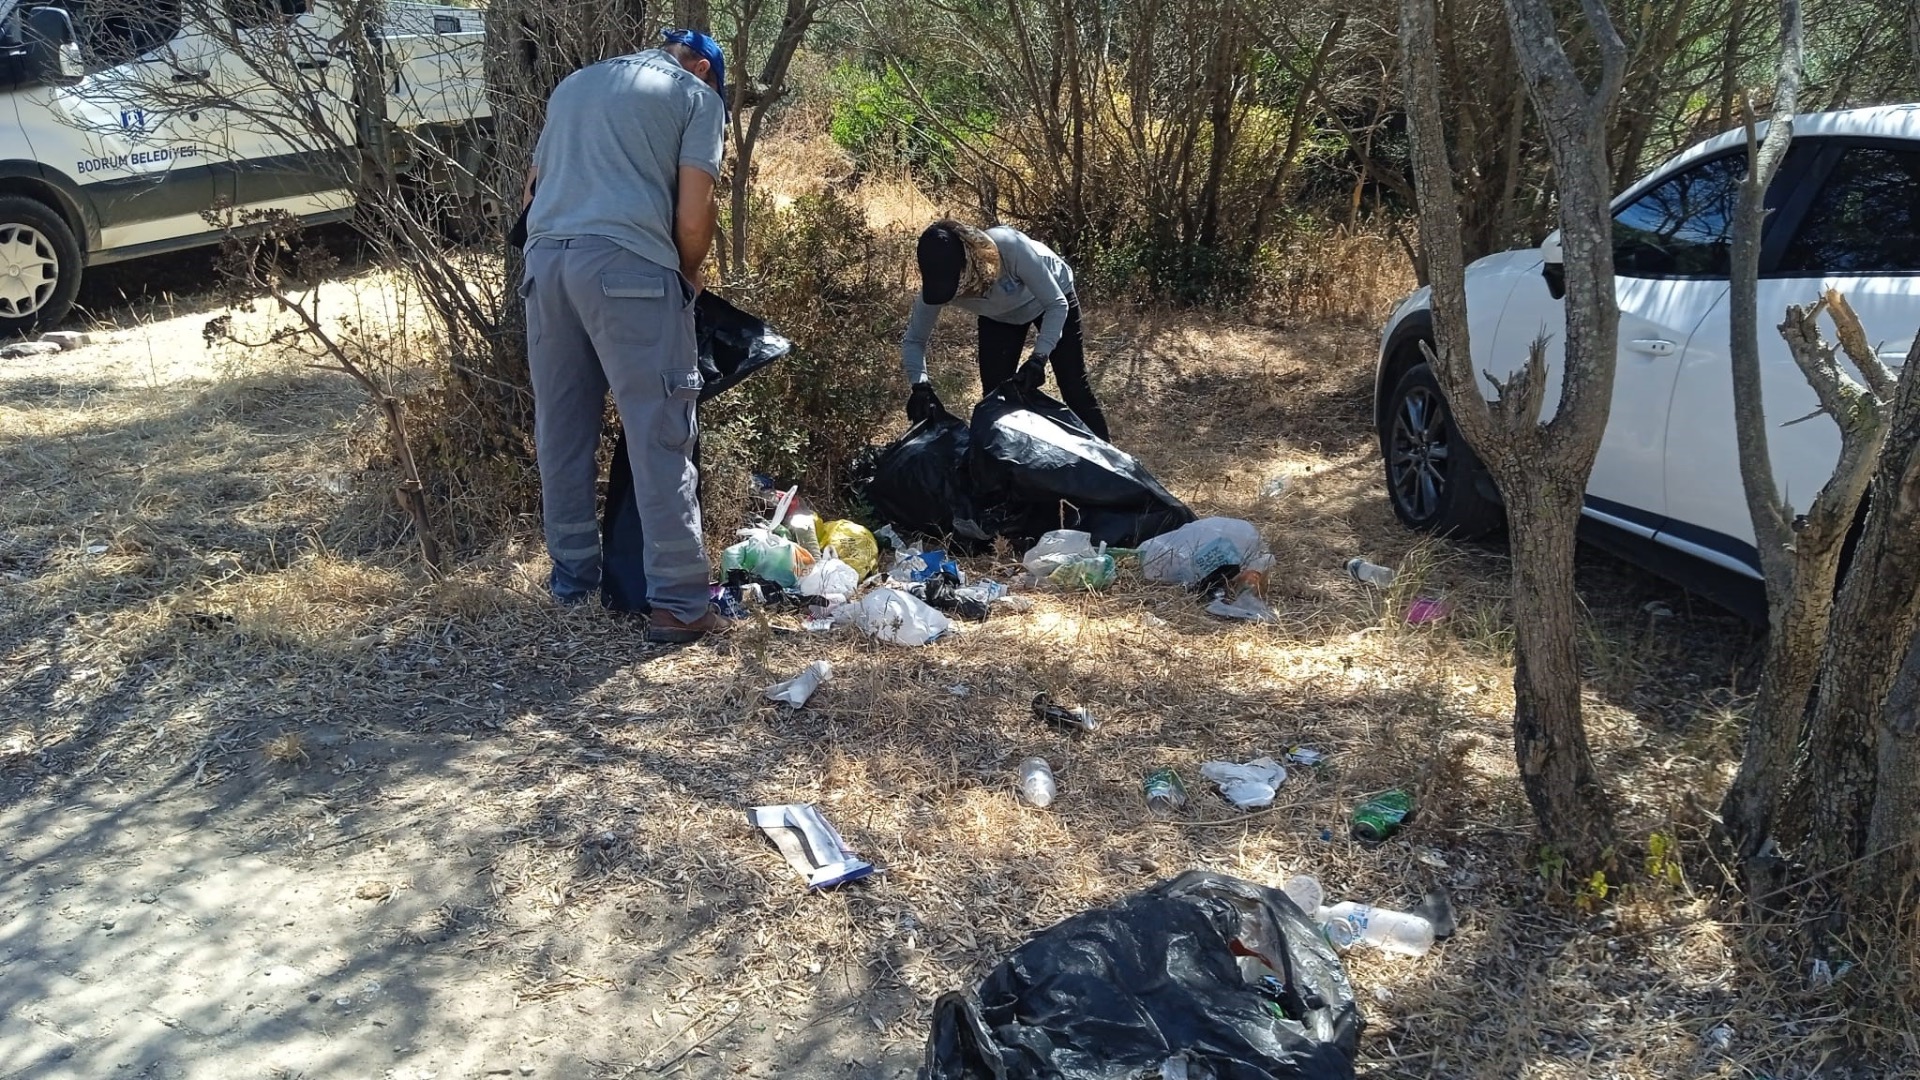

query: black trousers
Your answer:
[977,292,1110,441]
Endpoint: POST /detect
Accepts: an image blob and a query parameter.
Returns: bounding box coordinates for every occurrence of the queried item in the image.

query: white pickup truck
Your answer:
[0,0,489,332]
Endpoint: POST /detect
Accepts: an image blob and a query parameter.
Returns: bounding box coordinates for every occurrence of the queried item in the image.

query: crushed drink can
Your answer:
[1351,789,1414,843]
[1144,767,1188,818]
[1032,692,1098,733]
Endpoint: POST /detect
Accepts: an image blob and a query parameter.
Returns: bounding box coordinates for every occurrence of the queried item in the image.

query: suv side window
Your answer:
[1612,151,1746,279]
[1778,145,1920,274]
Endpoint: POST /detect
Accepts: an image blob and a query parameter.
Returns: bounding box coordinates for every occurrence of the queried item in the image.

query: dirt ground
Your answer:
[5,250,1904,1079]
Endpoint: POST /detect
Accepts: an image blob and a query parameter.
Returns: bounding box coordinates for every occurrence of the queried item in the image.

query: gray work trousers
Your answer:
[523,236,709,620]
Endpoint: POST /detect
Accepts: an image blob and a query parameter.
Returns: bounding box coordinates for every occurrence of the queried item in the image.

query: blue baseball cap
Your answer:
[661,28,727,110]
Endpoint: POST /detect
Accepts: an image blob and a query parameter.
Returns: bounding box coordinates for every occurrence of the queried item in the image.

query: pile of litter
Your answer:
[584,299,1453,1069]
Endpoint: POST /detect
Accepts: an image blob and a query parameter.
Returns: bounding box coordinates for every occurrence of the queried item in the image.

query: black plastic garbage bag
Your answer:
[601,293,792,612]
[694,291,791,400]
[921,871,1362,1080]
[968,383,1195,549]
[860,398,990,552]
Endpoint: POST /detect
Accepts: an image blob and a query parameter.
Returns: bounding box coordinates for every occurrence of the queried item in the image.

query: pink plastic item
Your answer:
[1406,597,1451,625]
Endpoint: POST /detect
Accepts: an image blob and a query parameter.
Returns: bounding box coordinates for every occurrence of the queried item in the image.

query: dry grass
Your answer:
[2,152,1909,1078]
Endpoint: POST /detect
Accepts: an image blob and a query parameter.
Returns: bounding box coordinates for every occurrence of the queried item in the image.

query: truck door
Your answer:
[21,0,221,251]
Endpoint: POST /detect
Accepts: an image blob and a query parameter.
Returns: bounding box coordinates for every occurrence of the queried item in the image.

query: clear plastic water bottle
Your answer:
[1019,758,1056,808]
[1320,901,1435,956]
[1345,558,1395,588]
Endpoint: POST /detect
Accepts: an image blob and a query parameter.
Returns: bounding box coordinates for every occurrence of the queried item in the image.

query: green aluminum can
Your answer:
[1144,767,1188,817]
[1351,789,1414,842]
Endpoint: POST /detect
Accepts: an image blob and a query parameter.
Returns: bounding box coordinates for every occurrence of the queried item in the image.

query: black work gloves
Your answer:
[907,380,940,423]
[1016,353,1049,391]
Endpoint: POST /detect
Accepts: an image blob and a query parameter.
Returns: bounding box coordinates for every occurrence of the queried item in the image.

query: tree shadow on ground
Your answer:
[0,315,1810,1077]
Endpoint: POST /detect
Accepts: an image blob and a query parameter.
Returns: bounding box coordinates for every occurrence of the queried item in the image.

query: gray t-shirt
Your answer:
[900,226,1075,382]
[527,49,726,274]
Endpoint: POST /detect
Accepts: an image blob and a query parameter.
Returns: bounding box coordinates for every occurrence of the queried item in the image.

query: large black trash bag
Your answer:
[968,383,1195,549]
[921,871,1363,1080]
[859,396,992,553]
[601,293,792,612]
[694,291,791,399]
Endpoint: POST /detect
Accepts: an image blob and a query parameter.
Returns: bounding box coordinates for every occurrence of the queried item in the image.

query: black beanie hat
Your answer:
[916,223,966,305]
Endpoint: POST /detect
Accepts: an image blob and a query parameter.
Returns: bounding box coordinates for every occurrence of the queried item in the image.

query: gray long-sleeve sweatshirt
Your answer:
[900,226,1075,383]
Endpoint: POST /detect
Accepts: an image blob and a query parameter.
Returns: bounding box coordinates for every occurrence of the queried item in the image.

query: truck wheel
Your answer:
[1380,361,1505,538]
[0,196,80,336]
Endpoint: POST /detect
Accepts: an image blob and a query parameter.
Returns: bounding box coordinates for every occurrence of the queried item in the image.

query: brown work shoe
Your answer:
[645,607,733,644]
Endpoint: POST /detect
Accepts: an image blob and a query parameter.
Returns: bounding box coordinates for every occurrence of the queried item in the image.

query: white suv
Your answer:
[1376,104,1920,617]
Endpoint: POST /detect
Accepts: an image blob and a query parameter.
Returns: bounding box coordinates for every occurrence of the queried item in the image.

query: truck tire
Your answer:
[1380,361,1505,538]
[0,196,80,336]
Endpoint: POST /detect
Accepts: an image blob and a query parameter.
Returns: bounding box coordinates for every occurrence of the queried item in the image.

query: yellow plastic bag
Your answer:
[817,520,879,578]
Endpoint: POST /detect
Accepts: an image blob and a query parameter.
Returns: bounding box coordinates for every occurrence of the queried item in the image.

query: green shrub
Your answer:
[1084,225,1268,308]
[703,188,905,537]
[826,61,992,180]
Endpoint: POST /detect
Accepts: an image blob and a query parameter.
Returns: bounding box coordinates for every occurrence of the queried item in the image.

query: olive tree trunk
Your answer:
[1859,621,1920,899]
[1400,0,1625,875]
[1794,354,1920,882]
[1715,0,1853,863]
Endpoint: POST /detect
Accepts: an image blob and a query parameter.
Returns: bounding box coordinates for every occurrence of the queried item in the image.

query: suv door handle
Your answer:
[1627,338,1677,357]
[172,70,209,83]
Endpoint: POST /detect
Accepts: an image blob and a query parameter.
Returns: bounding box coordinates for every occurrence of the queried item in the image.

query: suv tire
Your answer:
[1380,360,1504,538]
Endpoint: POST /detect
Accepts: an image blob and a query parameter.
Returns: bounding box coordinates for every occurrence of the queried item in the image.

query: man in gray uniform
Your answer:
[521,29,730,643]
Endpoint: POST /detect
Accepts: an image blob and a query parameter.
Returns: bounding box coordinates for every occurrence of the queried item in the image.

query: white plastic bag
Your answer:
[796,550,860,602]
[1139,518,1273,585]
[1198,757,1288,809]
[1022,530,1095,577]
[833,587,952,646]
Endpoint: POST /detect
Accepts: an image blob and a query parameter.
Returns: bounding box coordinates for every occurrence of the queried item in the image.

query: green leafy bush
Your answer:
[826,61,992,180]
[702,189,906,540]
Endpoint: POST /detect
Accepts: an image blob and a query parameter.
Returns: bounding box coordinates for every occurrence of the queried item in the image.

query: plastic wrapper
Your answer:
[1199,757,1289,809]
[1208,591,1280,624]
[833,587,952,646]
[764,660,833,708]
[749,804,873,889]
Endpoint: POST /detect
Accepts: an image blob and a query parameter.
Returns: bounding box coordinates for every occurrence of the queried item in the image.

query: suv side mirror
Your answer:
[25,7,83,87]
[1540,229,1567,300]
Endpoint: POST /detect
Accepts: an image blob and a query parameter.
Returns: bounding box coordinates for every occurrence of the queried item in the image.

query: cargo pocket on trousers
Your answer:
[517,274,541,344]
[601,271,669,345]
[660,369,702,453]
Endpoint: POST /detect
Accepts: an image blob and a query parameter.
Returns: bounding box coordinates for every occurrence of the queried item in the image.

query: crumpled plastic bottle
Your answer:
[1047,551,1117,590]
